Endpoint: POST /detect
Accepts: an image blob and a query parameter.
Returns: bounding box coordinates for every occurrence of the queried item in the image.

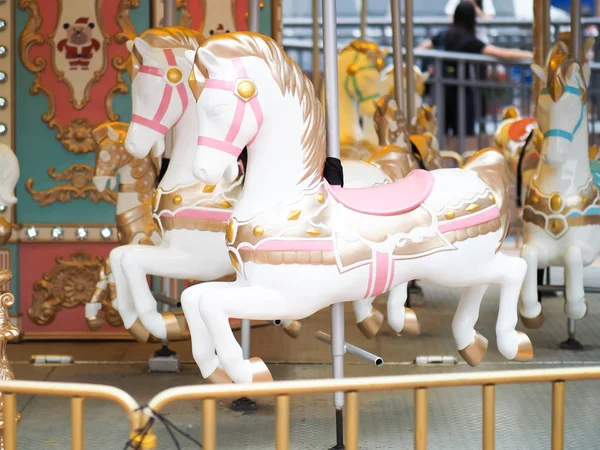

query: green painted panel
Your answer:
[14,3,150,225]
[260,0,272,36]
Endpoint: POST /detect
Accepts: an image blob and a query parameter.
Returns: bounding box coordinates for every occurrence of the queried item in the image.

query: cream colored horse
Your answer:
[0,144,18,246]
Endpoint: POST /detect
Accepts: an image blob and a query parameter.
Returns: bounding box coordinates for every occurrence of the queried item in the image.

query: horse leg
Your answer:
[387,282,419,336]
[109,246,142,338]
[519,243,545,328]
[564,245,587,320]
[278,319,302,339]
[121,246,202,340]
[180,282,229,382]
[452,284,489,366]
[353,297,383,339]
[493,253,532,361]
[198,285,298,384]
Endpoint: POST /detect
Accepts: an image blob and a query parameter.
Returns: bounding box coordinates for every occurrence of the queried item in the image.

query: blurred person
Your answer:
[445,0,495,43]
[418,2,532,141]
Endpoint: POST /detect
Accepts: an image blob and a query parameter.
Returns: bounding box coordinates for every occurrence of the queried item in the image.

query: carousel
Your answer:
[0,0,599,448]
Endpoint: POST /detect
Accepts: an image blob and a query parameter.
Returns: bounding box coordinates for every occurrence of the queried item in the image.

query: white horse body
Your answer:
[179,33,532,384]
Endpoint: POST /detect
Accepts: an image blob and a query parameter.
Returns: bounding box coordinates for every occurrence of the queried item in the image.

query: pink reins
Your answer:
[131,49,189,135]
[196,58,264,158]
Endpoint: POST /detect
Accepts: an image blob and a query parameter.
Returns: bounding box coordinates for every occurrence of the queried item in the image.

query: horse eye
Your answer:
[63,23,70,29]
[209,30,214,36]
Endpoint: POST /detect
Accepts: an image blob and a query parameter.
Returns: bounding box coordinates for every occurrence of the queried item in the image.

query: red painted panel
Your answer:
[19,242,122,334]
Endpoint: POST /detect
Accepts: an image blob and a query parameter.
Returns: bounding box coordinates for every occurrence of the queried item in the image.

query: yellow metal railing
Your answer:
[0,367,598,449]
[146,366,600,450]
[0,379,150,450]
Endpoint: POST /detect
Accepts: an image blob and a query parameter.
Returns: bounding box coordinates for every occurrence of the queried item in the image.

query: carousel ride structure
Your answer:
[176,31,534,385]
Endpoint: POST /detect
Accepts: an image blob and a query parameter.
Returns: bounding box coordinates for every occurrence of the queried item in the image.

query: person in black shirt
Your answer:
[418,2,532,139]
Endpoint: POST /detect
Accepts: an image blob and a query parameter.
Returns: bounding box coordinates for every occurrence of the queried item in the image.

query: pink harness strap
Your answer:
[131,48,188,135]
[197,58,264,157]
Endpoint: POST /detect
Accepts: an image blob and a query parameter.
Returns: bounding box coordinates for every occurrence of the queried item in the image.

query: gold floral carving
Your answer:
[0,270,20,424]
[25,164,117,206]
[28,253,114,326]
[18,0,140,153]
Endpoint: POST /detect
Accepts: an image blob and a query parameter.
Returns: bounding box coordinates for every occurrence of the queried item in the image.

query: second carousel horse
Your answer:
[180,33,532,384]
[85,122,162,331]
[520,49,600,327]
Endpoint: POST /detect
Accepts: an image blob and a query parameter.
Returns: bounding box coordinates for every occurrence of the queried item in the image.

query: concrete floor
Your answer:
[7,282,600,449]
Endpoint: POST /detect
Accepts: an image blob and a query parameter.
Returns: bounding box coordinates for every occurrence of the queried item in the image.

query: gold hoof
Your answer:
[357,308,384,339]
[206,366,233,384]
[249,357,273,382]
[163,312,189,341]
[126,319,160,344]
[85,316,104,332]
[459,332,488,367]
[520,311,544,329]
[400,308,420,336]
[512,331,534,362]
[283,320,302,339]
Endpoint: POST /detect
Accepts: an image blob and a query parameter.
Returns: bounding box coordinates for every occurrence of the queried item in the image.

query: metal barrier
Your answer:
[0,379,148,450]
[146,366,600,450]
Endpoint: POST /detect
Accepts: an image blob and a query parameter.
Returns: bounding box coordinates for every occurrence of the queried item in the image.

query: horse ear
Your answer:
[184,50,195,65]
[530,64,547,84]
[188,51,205,101]
[133,37,157,64]
[421,71,430,82]
[92,125,108,145]
[126,40,134,53]
[196,47,220,73]
[107,125,120,142]
[581,63,591,87]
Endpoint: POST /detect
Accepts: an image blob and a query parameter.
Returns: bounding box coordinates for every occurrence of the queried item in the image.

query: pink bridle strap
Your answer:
[131,48,188,135]
[196,58,264,157]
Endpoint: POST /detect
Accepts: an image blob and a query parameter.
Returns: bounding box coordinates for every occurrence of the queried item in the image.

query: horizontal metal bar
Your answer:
[316,331,384,366]
[153,292,181,307]
[148,367,600,412]
[538,285,600,294]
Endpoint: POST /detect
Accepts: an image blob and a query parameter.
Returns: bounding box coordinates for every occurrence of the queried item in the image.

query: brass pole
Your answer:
[360,0,368,39]
[275,395,290,450]
[312,0,321,93]
[71,397,85,450]
[203,399,217,450]
[2,394,15,450]
[414,388,427,450]
[551,381,565,450]
[271,0,283,45]
[404,0,415,125]
[571,0,582,61]
[345,392,359,450]
[390,0,406,114]
[482,385,495,450]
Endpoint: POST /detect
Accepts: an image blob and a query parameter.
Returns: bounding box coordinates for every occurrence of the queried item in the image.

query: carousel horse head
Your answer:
[186,32,325,186]
[0,144,18,246]
[93,122,130,192]
[124,27,205,159]
[339,40,386,118]
[531,51,590,168]
[380,64,430,115]
[0,144,18,208]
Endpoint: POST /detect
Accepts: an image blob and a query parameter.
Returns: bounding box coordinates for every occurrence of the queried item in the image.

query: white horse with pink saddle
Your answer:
[178,33,532,384]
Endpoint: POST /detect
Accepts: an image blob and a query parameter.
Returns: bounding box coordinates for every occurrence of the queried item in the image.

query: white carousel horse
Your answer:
[380,63,430,118]
[181,32,532,384]
[111,27,246,349]
[84,122,162,331]
[0,144,18,246]
[519,54,599,327]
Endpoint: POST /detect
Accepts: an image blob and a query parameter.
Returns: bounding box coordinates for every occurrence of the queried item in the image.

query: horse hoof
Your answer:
[459,332,488,367]
[283,320,301,339]
[565,300,587,321]
[163,312,189,341]
[357,308,384,339]
[520,311,544,329]
[127,318,159,344]
[206,366,233,384]
[249,357,273,382]
[399,308,420,336]
[85,316,104,332]
[512,331,534,362]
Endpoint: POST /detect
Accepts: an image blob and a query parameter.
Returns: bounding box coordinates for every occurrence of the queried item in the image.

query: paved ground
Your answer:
[7,280,600,449]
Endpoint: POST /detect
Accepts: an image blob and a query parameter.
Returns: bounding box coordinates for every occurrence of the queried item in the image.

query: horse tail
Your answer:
[463,148,511,251]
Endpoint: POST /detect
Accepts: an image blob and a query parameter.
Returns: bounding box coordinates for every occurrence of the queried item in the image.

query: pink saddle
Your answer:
[326,169,434,216]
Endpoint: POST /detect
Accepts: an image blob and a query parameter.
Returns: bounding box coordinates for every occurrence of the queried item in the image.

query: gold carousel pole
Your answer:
[0,270,21,450]
[404,0,415,127]
[533,0,551,111]
[271,0,283,45]
[360,0,368,39]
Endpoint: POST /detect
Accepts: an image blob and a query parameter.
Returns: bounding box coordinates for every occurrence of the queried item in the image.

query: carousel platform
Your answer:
[8,276,600,449]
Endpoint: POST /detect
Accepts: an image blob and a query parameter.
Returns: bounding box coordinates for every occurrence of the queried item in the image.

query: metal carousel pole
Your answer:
[230,0,262,412]
[149,0,181,374]
[390,0,406,115]
[360,0,368,40]
[322,0,345,447]
[404,0,415,127]
[312,0,322,94]
[561,0,584,351]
